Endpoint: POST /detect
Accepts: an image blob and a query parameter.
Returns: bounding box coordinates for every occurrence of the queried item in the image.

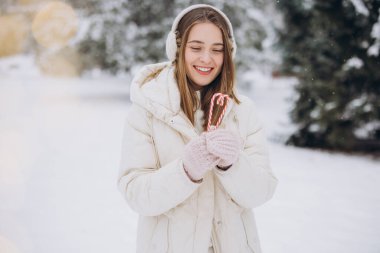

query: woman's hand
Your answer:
[205,129,241,168]
[182,134,220,182]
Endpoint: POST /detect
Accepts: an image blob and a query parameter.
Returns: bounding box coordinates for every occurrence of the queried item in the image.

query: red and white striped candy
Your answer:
[207,93,230,132]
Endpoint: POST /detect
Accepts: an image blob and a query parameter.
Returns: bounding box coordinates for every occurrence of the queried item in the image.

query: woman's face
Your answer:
[184,22,224,90]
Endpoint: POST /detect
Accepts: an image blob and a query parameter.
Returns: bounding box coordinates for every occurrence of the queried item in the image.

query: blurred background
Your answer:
[0,0,379,252]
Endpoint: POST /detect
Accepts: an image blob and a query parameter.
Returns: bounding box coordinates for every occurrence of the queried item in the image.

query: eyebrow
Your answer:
[187,40,224,46]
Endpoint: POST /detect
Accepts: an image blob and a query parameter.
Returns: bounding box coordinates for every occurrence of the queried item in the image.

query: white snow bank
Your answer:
[0,55,41,78]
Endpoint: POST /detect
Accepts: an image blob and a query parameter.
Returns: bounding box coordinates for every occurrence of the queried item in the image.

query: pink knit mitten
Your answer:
[205,129,241,167]
[182,134,220,181]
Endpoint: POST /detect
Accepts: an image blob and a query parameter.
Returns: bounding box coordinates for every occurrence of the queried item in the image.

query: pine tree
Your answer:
[76,0,176,74]
[76,0,279,76]
[277,0,380,152]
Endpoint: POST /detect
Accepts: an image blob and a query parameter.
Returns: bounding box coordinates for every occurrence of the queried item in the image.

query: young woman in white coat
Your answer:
[118,4,278,253]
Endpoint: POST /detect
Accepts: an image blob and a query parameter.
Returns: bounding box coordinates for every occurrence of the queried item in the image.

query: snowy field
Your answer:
[0,73,379,253]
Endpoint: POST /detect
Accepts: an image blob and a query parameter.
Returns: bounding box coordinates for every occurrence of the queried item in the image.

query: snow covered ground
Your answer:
[0,73,379,253]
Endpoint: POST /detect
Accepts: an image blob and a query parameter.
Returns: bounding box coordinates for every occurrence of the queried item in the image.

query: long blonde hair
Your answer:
[173,7,240,130]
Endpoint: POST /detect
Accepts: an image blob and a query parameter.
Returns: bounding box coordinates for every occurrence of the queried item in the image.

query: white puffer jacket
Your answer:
[118,62,278,253]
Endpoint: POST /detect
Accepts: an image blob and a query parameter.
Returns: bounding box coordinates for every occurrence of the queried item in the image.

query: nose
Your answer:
[200,51,212,63]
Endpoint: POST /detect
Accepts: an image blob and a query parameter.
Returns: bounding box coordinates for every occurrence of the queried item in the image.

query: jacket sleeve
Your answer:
[117,104,200,217]
[214,100,278,209]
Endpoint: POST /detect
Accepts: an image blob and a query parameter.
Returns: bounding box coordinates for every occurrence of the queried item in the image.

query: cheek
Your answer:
[215,55,224,69]
[184,49,194,66]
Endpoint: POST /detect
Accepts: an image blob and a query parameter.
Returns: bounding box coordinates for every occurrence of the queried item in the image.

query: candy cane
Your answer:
[207,93,230,131]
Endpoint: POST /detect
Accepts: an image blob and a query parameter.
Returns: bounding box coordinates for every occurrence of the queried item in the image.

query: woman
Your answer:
[118,4,278,253]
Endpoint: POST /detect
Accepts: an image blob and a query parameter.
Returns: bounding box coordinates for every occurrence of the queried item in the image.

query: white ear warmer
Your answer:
[165,4,237,62]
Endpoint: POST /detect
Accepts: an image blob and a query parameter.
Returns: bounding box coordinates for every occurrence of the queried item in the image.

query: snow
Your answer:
[354,121,380,139]
[0,55,41,78]
[349,0,369,16]
[324,102,336,111]
[343,56,364,70]
[1,70,380,253]
[308,123,320,132]
[347,95,367,111]
[368,42,380,56]
[310,107,321,119]
[0,76,133,253]
[368,10,380,57]
[302,0,314,10]
[371,13,380,40]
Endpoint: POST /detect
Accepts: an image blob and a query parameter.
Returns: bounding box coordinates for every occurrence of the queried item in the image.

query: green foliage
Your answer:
[277,0,380,151]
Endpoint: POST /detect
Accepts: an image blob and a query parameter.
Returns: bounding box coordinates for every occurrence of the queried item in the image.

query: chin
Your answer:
[194,79,213,87]
[187,69,219,88]
[192,74,218,86]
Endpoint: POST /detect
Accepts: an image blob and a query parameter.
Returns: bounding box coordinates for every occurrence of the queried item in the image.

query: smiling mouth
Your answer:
[194,65,213,75]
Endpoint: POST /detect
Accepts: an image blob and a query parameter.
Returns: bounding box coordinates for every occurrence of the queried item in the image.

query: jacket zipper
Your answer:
[211,228,220,253]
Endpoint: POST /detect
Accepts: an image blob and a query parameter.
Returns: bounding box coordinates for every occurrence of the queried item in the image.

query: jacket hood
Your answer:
[130,61,235,128]
[130,62,181,118]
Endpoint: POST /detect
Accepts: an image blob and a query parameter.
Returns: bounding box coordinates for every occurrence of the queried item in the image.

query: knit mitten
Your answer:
[205,129,241,167]
[182,133,220,181]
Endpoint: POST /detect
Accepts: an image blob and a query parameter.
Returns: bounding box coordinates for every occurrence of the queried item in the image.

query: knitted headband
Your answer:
[165,4,237,61]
